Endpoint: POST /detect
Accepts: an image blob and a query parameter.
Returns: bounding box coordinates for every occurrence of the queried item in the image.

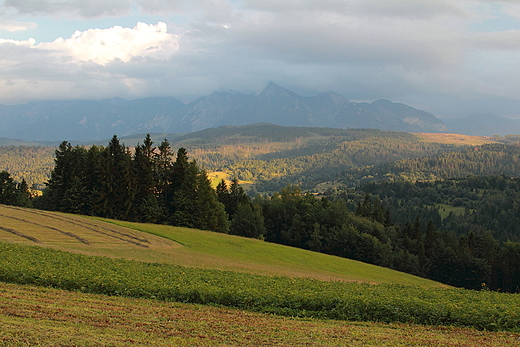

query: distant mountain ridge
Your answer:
[0,83,449,141]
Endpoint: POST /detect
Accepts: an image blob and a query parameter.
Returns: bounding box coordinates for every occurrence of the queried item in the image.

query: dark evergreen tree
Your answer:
[169,148,198,227]
[132,134,162,223]
[0,171,21,206]
[83,145,104,216]
[155,138,174,220]
[15,179,32,207]
[97,135,134,220]
[230,202,265,238]
[195,169,230,233]
[216,178,250,219]
[38,141,89,212]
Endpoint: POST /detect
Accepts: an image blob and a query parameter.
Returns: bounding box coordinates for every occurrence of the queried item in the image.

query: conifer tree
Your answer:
[133,134,161,223]
[195,169,230,233]
[15,179,32,207]
[154,139,174,222]
[169,148,198,227]
[84,145,104,216]
[0,171,20,205]
[41,141,88,212]
[230,202,265,238]
[98,135,134,220]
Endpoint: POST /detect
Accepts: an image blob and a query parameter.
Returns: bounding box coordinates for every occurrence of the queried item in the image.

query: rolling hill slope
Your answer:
[0,204,444,288]
[2,204,520,336]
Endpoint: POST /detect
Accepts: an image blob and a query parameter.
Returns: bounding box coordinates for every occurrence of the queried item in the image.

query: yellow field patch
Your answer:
[0,205,180,261]
[414,133,497,146]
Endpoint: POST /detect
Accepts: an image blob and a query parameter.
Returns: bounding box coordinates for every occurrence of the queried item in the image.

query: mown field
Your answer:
[1,282,519,347]
[1,204,520,345]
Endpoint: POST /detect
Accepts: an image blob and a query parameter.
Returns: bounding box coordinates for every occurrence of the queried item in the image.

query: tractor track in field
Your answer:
[2,206,149,248]
[0,213,90,244]
[0,225,41,243]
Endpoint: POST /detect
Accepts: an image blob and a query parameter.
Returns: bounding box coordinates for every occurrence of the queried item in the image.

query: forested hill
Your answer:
[343,175,520,292]
[3,132,520,292]
[341,143,520,187]
[0,124,505,191]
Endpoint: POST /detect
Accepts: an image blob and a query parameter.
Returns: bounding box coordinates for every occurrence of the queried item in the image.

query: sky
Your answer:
[1,0,520,119]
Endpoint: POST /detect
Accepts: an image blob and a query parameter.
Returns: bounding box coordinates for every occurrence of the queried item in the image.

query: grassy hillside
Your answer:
[1,204,520,338]
[0,204,442,287]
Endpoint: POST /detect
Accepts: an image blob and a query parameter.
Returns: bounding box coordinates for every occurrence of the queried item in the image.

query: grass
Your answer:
[0,204,444,287]
[0,241,519,331]
[414,133,497,146]
[1,204,520,344]
[1,282,519,347]
[435,203,471,219]
[206,171,253,188]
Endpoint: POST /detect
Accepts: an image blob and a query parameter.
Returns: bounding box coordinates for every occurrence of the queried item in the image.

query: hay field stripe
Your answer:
[0,213,90,245]
[3,206,149,248]
[27,212,149,248]
[24,207,150,243]
[0,226,41,243]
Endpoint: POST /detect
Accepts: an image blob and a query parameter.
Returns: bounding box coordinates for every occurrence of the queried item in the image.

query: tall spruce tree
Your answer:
[168,148,198,227]
[39,141,88,212]
[230,202,265,238]
[98,135,134,220]
[155,139,174,222]
[132,134,162,223]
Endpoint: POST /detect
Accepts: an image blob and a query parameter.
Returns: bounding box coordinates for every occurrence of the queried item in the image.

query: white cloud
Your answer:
[0,22,180,103]
[37,22,178,65]
[0,37,36,46]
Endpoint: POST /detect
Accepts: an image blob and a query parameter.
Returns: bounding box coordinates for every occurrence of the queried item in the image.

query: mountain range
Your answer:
[1,82,517,142]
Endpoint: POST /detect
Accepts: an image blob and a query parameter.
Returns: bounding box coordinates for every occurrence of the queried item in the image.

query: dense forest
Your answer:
[345,176,520,292]
[2,133,519,292]
[0,146,55,189]
[341,143,520,186]
[237,181,518,293]
[0,126,475,193]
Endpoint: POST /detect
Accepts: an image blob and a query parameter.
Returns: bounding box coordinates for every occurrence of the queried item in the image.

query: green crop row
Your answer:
[0,242,518,331]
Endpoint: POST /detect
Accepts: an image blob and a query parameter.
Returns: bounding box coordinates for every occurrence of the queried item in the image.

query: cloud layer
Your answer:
[0,0,520,118]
